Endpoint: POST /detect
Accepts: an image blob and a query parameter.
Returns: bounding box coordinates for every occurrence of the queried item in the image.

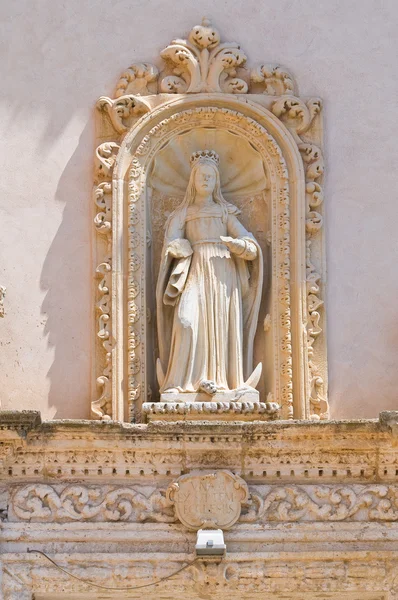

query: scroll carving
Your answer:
[299,142,328,419]
[159,18,248,94]
[115,63,159,97]
[11,483,398,524]
[96,95,151,135]
[92,142,120,420]
[11,484,175,523]
[251,64,296,95]
[272,96,322,135]
[270,93,328,419]
[242,485,398,522]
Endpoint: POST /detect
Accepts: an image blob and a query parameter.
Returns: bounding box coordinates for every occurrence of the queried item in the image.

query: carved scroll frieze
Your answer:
[143,400,280,420]
[242,484,398,523]
[10,483,398,524]
[11,484,175,523]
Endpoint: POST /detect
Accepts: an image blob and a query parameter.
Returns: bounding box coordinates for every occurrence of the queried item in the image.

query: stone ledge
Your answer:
[1,410,391,434]
[0,411,42,434]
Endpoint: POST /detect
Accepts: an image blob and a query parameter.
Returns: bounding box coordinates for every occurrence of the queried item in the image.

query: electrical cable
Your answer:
[27,549,199,591]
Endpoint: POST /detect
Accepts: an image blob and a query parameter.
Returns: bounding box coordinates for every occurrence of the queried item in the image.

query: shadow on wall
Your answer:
[40,121,93,419]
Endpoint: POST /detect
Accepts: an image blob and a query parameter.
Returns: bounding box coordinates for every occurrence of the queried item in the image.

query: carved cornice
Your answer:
[1,412,398,484]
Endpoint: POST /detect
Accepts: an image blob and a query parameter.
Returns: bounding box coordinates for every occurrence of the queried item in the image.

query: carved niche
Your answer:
[92,19,328,423]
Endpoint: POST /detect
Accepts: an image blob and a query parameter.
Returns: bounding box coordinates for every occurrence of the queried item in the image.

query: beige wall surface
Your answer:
[1,0,397,420]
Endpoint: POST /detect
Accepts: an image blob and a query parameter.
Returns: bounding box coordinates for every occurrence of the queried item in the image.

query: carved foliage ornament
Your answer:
[113,18,299,98]
[160,18,248,94]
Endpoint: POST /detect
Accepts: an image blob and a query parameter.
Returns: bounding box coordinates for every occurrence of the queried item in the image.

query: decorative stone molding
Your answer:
[1,551,396,599]
[143,400,280,420]
[166,470,248,529]
[96,94,151,134]
[92,142,120,420]
[115,63,159,97]
[251,64,296,95]
[1,413,398,484]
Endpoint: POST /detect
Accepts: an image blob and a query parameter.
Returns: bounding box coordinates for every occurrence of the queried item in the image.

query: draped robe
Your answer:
[156,202,263,393]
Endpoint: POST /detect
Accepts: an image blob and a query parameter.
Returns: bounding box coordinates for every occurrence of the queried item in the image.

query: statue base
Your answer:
[143,395,280,422]
[160,389,260,403]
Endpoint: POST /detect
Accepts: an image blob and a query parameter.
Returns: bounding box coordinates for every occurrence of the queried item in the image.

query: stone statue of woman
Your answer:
[156,150,263,401]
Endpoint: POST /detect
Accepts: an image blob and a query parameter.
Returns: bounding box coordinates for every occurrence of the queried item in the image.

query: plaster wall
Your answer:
[1,0,397,419]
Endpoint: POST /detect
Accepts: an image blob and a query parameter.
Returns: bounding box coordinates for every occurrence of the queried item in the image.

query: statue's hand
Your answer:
[220,236,245,255]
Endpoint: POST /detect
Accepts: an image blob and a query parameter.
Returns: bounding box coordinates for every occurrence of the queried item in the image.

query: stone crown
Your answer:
[190,149,220,169]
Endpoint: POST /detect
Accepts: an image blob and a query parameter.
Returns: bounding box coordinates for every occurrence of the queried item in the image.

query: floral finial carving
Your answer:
[159,18,248,94]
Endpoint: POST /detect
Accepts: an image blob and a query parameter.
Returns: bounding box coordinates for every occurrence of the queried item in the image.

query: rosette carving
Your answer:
[159,18,248,94]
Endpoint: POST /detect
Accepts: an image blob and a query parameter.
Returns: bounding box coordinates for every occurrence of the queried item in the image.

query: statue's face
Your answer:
[194,164,217,195]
